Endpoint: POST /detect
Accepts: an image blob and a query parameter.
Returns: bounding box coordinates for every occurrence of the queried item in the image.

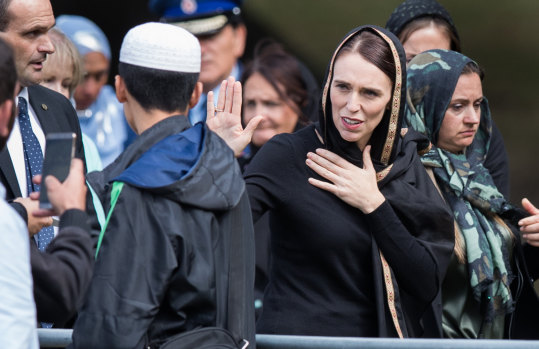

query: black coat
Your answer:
[72,116,255,348]
[31,209,94,326]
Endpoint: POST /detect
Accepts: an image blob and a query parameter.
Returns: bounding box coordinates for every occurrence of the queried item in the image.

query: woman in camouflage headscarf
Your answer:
[405,49,539,339]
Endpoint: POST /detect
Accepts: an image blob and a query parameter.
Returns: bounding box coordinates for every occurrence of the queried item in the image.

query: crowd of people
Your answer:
[1,0,539,347]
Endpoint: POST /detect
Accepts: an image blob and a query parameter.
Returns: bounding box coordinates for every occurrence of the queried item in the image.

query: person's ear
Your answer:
[115,75,128,103]
[232,23,247,58]
[189,81,203,109]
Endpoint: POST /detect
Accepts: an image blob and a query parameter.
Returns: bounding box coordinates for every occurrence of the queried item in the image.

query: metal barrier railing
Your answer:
[38,329,539,348]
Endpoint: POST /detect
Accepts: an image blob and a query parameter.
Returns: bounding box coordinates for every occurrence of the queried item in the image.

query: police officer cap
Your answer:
[148,0,243,36]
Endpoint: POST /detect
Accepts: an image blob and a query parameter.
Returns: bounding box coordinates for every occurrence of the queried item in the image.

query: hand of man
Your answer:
[13,196,53,236]
[30,158,87,217]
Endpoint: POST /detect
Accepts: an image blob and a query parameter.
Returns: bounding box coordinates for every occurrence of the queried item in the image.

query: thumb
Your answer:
[44,175,61,193]
[362,145,373,171]
[522,198,539,215]
[243,115,263,137]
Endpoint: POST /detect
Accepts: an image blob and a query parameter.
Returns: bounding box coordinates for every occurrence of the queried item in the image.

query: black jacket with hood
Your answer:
[71,116,255,348]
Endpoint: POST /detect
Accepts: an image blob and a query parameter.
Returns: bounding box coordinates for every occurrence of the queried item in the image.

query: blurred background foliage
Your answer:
[52,0,539,206]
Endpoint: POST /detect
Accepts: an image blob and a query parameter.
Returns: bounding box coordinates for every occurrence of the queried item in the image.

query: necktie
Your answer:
[18,97,54,251]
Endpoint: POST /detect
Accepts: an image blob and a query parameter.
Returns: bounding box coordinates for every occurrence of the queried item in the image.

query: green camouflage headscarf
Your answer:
[405,49,514,321]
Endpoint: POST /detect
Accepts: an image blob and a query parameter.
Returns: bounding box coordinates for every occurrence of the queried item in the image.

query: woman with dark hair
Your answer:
[405,49,539,339]
[385,0,511,198]
[239,40,318,172]
[210,25,454,337]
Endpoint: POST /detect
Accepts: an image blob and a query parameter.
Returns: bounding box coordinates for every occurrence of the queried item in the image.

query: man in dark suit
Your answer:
[0,0,85,236]
[0,0,93,327]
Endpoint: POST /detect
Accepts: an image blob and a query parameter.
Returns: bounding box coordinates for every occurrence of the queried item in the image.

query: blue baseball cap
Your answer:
[149,0,243,36]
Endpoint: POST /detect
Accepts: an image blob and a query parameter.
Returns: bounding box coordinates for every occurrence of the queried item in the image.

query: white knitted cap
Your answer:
[119,22,200,73]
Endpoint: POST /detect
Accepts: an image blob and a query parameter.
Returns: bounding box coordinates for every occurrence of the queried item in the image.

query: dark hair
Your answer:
[118,63,198,113]
[241,39,310,124]
[0,0,13,31]
[337,30,396,87]
[227,12,243,29]
[461,61,484,80]
[0,38,17,103]
[399,16,461,52]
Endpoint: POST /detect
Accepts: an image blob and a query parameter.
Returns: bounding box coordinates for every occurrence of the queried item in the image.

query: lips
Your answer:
[460,129,477,136]
[341,116,363,130]
[30,57,46,70]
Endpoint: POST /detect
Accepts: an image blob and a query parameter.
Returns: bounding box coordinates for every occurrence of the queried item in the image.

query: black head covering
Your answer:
[319,25,406,172]
[385,0,460,52]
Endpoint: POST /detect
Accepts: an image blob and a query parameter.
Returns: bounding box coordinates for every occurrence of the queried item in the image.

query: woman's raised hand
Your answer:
[306,145,385,214]
[206,76,262,157]
[519,198,539,247]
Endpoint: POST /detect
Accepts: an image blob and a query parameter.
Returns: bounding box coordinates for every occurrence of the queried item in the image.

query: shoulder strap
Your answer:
[95,181,125,259]
[224,195,253,348]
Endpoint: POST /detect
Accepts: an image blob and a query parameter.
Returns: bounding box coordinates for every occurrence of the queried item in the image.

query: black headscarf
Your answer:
[318,26,455,337]
[385,0,460,52]
[319,25,406,174]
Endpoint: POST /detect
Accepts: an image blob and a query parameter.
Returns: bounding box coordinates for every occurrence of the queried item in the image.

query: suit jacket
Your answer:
[0,85,85,201]
[31,209,94,327]
[0,86,91,328]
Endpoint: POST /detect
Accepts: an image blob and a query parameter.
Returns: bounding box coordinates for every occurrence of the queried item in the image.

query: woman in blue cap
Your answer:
[56,15,133,166]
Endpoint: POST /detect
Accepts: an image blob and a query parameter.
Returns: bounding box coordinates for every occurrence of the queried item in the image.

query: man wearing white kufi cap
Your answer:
[70,22,256,348]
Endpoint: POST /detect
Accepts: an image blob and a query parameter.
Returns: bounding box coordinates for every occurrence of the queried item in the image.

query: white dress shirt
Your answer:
[0,183,39,349]
[7,87,46,198]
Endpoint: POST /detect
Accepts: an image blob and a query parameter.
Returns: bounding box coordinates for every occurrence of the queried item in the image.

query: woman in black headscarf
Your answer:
[385,0,511,198]
[240,25,454,337]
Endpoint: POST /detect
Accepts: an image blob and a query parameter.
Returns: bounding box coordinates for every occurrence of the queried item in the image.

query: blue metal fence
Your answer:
[38,329,539,348]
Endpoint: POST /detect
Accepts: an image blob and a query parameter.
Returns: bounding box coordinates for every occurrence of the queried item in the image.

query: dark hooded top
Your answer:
[71,116,255,348]
[244,25,454,337]
[385,0,510,197]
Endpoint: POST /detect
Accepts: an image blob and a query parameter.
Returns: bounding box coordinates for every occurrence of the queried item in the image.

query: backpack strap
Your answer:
[95,181,125,259]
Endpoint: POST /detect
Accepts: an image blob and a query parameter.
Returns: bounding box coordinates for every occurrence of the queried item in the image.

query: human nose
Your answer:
[38,34,55,55]
[81,77,99,96]
[346,93,361,113]
[463,106,480,125]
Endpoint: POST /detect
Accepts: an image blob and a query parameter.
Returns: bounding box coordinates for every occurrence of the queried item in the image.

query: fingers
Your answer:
[32,208,56,218]
[32,174,42,185]
[224,76,235,113]
[206,91,215,121]
[44,174,61,193]
[306,152,339,183]
[522,233,539,247]
[362,145,373,171]
[243,115,263,136]
[216,79,227,112]
[29,191,40,200]
[519,215,539,229]
[70,158,84,173]
[231,81,242,117]
[313,148,349,168]
[307,177,337,195]
[522,198,539,215]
